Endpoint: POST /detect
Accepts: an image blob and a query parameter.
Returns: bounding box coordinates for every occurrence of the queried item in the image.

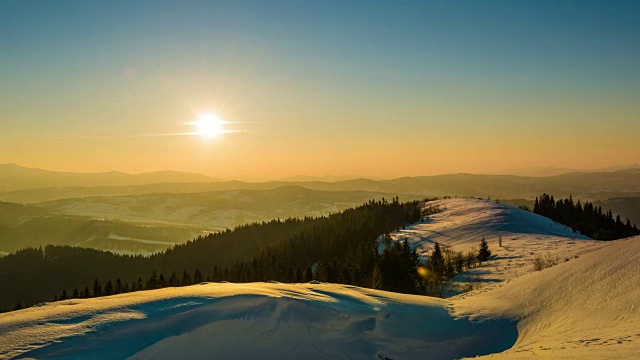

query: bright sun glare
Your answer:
[193,113,225,138]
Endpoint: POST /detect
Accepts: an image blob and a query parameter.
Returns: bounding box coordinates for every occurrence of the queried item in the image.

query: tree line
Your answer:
[2,197,424,311]
[10,230,494,311]
[534,193,640,240]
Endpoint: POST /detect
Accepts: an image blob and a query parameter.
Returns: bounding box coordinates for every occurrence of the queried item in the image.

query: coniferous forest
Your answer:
[4,195,638,312]
[534,193,640,240]
[1,198,428,311]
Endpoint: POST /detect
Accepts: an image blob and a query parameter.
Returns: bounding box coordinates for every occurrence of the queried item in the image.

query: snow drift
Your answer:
[0,283,516,360]
[454,235,640,359]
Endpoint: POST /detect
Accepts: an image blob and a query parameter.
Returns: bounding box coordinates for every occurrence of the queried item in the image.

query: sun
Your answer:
[192,113,225,138]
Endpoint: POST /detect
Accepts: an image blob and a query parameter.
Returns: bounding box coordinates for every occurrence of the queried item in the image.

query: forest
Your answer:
[534,193,640,240]
[2,198,427,311]
[5,194,637,312]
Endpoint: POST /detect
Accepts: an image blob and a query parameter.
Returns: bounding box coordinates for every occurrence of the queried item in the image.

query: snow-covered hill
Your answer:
[386,198,603,294]
[0,282,516,360]
[454,235,640,359]
[392,198,590,253]
[1,199,638,359]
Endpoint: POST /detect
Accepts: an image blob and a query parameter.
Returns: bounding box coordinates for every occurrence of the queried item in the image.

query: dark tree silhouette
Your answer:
[1,199,426,311]
[477,237,491,264]
[92,278,102,297]
[534,193,640,240]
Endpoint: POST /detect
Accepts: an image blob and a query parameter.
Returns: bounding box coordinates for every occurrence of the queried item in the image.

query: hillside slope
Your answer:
[2,200,638,359]
[386,198,602,293]
[454,235,640,359]
[0,283,516,360]
[2,237,638,359]
[0,202,203,254]
[394,198,590,251]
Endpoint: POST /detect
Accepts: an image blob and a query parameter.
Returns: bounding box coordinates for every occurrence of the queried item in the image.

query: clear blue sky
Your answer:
[1,1,639,179]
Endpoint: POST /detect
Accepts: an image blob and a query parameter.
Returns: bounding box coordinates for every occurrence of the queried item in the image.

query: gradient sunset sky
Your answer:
[1,1,639,180]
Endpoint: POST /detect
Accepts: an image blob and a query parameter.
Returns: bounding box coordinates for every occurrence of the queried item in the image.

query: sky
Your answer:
[1,0,639,180]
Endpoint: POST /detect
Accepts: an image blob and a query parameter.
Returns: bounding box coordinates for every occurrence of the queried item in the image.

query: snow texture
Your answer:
[454,235,640,359]
[385,198,603,295]
[1,199,638,359]
[0,283,516,360]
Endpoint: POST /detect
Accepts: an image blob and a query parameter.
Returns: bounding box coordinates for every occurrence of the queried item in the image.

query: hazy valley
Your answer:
[2,164,640,258]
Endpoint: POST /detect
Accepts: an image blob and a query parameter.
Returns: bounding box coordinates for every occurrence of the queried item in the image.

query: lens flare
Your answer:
[417,266,429,278]
[193,113,225,138]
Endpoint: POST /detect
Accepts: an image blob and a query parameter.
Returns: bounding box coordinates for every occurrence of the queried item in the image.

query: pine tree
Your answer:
[92,278,102,297]
[147,270,158,289]
[430,242,445,277]
[532,193,640,240]
[168,271,178,286]
[104,281,114,296]
[193,268,203,284]
[477,237,491,264]
[181,270,192,286]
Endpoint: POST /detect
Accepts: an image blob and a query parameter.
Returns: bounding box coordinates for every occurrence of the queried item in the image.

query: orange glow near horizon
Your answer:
[2,2,640,181]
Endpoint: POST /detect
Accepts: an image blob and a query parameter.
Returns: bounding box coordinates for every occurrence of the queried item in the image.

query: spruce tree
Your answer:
[92,278,102,297]
[167,272,176,286]
[147,271,158,289]
[104,281,114,296]
[430,242,445,278]
[477,237,491,264]
[181,270,192,286]
[193,268,203,284]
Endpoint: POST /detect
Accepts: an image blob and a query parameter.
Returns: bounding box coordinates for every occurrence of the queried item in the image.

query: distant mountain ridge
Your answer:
[0,164,218,192]
[2,164,640,204]
[492,163,640,177]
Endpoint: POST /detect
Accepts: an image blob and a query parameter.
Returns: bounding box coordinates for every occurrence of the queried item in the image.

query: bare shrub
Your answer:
[533,252,559,271]
[464,275,481,292]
